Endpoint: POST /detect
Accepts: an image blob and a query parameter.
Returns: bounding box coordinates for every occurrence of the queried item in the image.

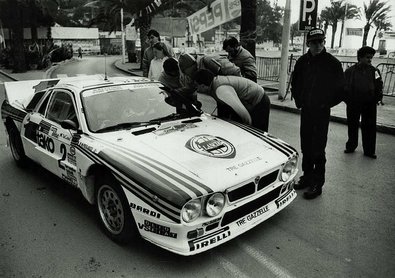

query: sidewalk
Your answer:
[114,60,395,135]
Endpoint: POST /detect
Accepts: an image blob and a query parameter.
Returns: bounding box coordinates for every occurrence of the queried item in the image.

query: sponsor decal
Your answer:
[235,205,269,227]
[37,133,55,153]
[78,141,99,153]
[154,123,197,136]
[188,227,230,251]
[138,220,177,238]
[275,190,295,209]
[185,134,235,158]
[61,164,77,186]
[67,146,76,166]
[202,217,221,227]
[130,202,161,219]
[226,156,263,172]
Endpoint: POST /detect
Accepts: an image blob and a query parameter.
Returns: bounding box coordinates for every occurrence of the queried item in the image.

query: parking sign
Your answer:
[299,0,318,31]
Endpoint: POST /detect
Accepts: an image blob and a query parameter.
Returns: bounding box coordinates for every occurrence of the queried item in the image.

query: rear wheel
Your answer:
[8,126,28,167]
[95,174,136,244]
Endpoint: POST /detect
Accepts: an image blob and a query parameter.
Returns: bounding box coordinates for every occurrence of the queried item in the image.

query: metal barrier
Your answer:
[377,63,395,97]
[256,57,395,97]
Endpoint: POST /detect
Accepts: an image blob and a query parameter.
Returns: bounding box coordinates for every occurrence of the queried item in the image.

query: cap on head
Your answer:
[178,53,197,73]
[163,58,179,73]
[307,28,325,42]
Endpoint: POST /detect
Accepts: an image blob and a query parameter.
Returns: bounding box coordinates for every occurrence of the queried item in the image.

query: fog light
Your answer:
[187,228,204,239]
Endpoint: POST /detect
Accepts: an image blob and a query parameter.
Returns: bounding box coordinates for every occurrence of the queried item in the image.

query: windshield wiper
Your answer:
[95,121,161,133]
[149,113,183,122]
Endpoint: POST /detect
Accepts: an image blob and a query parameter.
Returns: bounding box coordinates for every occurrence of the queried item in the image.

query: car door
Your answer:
[42,89,80,187]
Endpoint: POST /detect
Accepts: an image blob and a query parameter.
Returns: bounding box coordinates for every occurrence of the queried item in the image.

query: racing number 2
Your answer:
[58,144,67,170]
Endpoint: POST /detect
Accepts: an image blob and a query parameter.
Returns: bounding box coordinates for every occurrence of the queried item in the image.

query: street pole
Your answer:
[278,0,291,100]
[121,7,126,64]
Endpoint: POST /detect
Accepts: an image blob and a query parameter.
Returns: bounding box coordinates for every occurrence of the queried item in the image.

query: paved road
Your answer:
[1,56,394,278]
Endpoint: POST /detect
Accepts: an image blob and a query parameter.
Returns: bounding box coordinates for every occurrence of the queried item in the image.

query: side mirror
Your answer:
[60,119,79,130]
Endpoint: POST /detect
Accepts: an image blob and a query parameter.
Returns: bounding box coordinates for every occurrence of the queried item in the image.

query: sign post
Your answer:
[298,0,318,31]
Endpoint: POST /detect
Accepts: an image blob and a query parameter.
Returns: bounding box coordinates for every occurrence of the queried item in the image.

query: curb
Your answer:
[0,69,18,81]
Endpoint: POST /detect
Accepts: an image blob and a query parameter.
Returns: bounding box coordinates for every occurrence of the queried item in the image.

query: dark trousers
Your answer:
[251,94,270,132]
[218,94,270,132]
[346,102,377,154]
[300,107,330,187]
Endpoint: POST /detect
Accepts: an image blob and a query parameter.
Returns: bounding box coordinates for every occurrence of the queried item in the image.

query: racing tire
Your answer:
[95,174,136,244]
[8,126,28,167]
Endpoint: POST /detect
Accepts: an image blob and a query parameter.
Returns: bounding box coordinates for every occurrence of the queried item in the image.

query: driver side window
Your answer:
[46,91,77,125]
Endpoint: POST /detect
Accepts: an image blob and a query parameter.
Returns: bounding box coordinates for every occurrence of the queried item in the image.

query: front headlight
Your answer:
[181,199,202,223]
[280,156,298,182]
[205,193,225,217]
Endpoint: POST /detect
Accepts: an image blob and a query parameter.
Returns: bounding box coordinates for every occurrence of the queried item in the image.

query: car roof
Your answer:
[56,75,161,91]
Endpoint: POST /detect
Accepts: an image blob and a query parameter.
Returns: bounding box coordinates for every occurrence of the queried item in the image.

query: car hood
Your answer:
[86,116,296,210]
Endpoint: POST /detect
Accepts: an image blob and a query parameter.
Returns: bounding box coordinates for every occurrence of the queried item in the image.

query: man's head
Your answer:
[194,69,214,94]
[178,53,198,77]
[306,28,325,56]
[357,46,376,65]
[147,29,160,46]
[223,37,240,57]
[163,58,180,77]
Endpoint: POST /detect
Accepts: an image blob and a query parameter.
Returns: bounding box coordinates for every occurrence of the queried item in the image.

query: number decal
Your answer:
[58,144,67,170]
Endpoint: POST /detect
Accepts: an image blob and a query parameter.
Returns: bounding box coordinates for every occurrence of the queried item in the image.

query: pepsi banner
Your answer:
[187,0,241,35]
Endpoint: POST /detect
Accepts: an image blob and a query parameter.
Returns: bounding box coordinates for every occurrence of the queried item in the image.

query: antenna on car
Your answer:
[104,53,108,81]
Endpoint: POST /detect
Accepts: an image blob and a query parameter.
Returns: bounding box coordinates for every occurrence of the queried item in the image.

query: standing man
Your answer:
[291,28,345,199]
[78,47,82,59]
[223,37,257,82]
[344,46,383,159]
[194,69,270,132]
[142,29,174,77]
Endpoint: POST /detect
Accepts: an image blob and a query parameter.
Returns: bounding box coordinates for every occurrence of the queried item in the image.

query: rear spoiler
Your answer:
[4,79,60,111]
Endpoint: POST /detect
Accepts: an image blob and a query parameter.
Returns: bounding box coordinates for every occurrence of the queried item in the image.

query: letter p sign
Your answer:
[299,0,318,31]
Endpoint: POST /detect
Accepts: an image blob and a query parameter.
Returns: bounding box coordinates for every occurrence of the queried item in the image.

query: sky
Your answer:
[275,0,395,29]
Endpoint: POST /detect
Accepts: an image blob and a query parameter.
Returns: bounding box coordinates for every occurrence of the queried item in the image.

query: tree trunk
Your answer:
[331,23,337,49]
[10,1,27,72]
[362,24,370,46]
[339,19,345,48]
[240,0,256,58]
[138,15,151,69]
[371,28,378,47]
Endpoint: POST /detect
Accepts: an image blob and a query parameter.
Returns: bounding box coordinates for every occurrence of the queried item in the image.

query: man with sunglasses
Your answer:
[142,29,174,77]
[291,28,345,199]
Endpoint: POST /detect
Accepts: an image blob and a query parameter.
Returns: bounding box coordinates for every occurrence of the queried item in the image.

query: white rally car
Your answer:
[1,75,298,255]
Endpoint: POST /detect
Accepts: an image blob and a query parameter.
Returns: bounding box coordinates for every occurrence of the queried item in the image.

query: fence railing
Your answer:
[256,56,395,97]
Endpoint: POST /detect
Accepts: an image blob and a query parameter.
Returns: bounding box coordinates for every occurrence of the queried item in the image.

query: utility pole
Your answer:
[278,0,291,99]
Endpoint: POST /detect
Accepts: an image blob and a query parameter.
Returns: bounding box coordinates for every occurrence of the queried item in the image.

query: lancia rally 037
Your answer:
[1,75,298,255]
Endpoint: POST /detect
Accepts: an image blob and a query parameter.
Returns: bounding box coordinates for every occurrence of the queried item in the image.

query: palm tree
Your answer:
[338,3,359,47]
[319,9,331,35]
[371,13,392,47]
[362,0,391,46]
[321,1,344,49]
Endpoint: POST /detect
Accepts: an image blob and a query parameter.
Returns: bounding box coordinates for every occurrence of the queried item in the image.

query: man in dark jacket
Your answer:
[223,37,257,82]
[344,46,383,159]
[291,28,345,199]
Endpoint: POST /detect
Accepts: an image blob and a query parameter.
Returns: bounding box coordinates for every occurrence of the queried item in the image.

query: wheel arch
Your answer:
[83,164,116,204]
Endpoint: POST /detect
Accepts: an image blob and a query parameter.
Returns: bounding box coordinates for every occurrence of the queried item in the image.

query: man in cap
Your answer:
[223,37,257,82]
[291,28,345,199]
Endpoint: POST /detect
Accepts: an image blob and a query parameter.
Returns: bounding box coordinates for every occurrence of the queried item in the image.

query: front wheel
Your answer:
[8,126,28,167]
[95,175,136,244]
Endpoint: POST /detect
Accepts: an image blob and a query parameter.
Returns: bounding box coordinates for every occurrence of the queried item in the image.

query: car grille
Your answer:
[221,186,282,227]
[227,170,279,203]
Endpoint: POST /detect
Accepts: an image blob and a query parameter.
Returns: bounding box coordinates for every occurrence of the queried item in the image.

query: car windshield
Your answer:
[81,84,197,132]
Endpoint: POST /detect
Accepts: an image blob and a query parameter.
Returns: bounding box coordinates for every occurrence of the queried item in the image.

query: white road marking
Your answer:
[238,242,295,278]
[217,256,251,278]
[76,74,87,76]
[56,74,68,78]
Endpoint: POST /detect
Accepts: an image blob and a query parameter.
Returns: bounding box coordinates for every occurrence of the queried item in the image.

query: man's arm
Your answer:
[242,56,257,82]
[374,68,383,102]
[215,85,252,125]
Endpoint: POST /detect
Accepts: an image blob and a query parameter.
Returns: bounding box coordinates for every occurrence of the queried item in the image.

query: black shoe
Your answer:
[294,176,310,190]
[364,153,377,159]
[344,149,354,153]
[303,186,322,199]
